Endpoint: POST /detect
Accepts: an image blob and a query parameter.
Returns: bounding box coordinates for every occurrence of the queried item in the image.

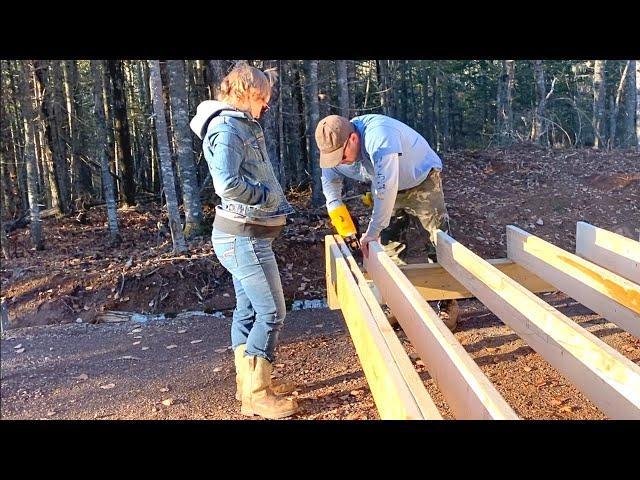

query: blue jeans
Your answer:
[211,227,286,363]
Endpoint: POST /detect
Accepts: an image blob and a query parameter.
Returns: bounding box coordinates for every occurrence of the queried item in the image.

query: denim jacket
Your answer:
[192,101,294,219]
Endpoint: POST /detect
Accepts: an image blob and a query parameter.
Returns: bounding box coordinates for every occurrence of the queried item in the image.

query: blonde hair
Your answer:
[218,61,278,106]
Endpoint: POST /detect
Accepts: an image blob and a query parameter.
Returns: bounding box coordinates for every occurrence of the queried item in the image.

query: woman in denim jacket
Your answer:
[190,62,297,419]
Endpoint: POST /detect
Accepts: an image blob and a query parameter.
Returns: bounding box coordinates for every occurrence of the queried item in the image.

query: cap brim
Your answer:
[319,146,345,169]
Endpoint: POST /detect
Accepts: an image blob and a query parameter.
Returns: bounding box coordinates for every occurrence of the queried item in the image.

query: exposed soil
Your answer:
[1,144,638,420]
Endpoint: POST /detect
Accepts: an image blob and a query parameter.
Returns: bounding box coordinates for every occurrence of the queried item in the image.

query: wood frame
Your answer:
[437,229,640,419]
[507,225,640,337]
[364,241,519,420]
[326,222,640,420]
[576,221,640,284]
[396,259,555,301]
[325,235,442,419]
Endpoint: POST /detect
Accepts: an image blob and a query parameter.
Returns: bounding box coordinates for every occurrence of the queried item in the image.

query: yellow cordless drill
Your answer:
[328,192,372,252]
[328,203,361,252]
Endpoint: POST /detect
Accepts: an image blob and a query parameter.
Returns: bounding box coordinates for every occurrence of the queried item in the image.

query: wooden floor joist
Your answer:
[436,230,640,419]
[364,241,519,420]
[506,225,640,338]
[332,236,443,419]
[398,259,555,301]
[325,236,442,419]
[576,221,640,284]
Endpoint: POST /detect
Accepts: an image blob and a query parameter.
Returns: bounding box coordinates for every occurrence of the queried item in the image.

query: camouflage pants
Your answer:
[380,168,451,265]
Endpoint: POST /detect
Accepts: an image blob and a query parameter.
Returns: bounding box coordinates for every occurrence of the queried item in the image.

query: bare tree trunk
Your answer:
[442,80,451,151]
[107,60,136,206]
[302,60,323,206]
[49,61,72,210]
[1,61,19,220]
[608,61,631,149]
[422,67,432,143]
[100,64,116,199]
[317,61,331,120]
[531,60,548,145]
[205,60,226,100]
[407,62,418,128]
[17,61,43,249]
[9,120,27,212]
[376,60,394,117]
[497,60,516,145]
[259,60,285,188]
[623,60,636,148]
[7,62,29,212]
[33,60,66,215]
[91,60,120,244]
[348,60,357,116]
[0,69,14,223]
[277,60,287,190]
[0,98,13,232]
[192,60,208,106]
[135,60,154,192]
[148,60,187,254]
[123,61,143,188]
[593,60,607,149]
[0,145,10,255]
[399,60,409,123]
[62,60,92,203]
[291,61,307,187]
[281,61,303,187]
[336,60,349,117]
[167,60,204,238]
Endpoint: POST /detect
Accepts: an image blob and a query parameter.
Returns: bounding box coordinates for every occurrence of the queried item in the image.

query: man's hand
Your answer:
[359,233,378,258]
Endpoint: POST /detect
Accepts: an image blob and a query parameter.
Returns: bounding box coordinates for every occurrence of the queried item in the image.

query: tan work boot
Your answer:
[241,355,298,419]
[438,299,459,331]
[234,345,295,401]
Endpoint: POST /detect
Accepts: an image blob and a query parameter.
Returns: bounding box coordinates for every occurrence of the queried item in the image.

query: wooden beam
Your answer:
[576,221,640,284]
[365,241,519,420]
[397,259,555,301]
[507,225,640,337]
[326,236,442,419]
[437,230,640,419]
[333,236,442,420]
[325,235,340,310]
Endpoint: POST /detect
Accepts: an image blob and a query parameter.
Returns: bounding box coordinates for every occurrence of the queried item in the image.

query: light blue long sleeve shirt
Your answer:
[321,114,442,238]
